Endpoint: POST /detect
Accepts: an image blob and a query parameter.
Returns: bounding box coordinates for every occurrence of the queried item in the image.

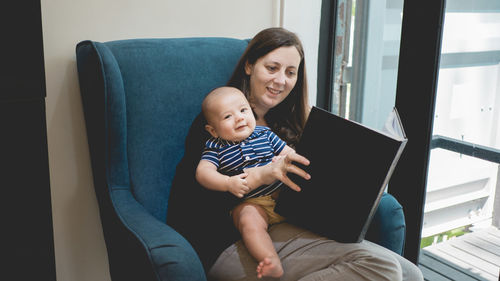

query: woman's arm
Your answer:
[244,150,311,192]
[196,160,250,198]
[279,145,295,157]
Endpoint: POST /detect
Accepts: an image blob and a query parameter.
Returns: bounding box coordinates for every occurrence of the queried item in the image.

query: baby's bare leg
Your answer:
[232,203,283,279]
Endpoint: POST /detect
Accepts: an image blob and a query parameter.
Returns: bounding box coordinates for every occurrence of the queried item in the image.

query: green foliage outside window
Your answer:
[420,226,470,248]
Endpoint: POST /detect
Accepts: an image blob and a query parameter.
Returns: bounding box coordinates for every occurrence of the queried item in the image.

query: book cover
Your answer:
[275,106,407,243]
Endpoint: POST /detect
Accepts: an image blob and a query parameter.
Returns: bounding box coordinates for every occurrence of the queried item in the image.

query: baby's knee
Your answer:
[237,213,265,234]
[234,205,267,230]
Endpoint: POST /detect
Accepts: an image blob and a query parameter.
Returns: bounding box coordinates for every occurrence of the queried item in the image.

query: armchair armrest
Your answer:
[109,188,206,281]
[365,192,406,255]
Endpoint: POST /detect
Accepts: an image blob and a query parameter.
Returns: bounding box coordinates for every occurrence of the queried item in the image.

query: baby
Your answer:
[196,86,295,278]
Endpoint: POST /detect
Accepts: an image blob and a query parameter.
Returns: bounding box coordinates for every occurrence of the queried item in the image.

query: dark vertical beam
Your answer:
[316,0,338,111]
[389,0,446,264]
[1,100,56,281]
[1,1,46,101]
[1,1,56,280]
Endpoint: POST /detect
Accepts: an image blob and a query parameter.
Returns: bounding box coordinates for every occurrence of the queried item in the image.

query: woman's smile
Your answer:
[266,87,282,96]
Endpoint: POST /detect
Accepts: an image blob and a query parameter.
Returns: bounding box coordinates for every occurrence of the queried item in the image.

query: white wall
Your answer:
[282,0,322,107]
[40,0,320,280]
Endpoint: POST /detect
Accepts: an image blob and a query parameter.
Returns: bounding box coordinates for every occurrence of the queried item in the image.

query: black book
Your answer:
[275,106,407,243]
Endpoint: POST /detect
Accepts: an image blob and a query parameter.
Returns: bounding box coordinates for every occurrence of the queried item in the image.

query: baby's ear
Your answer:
[205,124,218,138]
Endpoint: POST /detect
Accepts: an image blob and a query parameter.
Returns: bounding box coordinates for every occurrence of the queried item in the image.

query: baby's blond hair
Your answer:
[202,86,245,124]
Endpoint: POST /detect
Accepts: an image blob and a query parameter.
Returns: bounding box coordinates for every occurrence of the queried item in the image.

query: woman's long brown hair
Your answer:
[227,27,309,147]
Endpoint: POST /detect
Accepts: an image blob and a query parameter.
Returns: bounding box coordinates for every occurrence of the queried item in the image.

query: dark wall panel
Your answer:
[1,0,56,280]
[0,1,46,101]
[2,100,56,281]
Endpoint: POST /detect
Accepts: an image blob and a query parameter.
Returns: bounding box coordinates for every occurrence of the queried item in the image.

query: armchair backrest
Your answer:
[77,38,248,222]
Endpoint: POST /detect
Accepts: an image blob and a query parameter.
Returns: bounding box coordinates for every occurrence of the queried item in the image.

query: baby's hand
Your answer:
[227,173,250,198]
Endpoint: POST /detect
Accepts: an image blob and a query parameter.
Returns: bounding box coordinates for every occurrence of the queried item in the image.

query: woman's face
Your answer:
[245,46,301,116]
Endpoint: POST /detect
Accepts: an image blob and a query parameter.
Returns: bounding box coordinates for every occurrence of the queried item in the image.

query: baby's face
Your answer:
[206,91,256,142]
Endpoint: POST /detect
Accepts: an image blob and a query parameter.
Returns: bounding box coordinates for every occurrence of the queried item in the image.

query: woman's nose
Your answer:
[274,71,286,85]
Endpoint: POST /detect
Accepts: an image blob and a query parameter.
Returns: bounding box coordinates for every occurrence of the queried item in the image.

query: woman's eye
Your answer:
[287,70,297,76]
[266,66,277,71]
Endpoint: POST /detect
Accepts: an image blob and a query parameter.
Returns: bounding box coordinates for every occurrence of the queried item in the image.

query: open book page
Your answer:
[381,107,406,140]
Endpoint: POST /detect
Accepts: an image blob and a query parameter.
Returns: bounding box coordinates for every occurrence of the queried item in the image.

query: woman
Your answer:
[167,27,423,281]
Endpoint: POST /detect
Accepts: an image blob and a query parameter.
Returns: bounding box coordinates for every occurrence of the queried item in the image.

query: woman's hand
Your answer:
[269,150,311,191]
[244,151,311,191]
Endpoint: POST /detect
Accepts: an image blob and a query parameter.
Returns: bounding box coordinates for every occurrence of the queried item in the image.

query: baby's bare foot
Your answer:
[256,256,283,279]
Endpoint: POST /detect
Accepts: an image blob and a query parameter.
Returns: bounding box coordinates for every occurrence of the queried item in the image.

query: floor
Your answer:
[419,226,500,281]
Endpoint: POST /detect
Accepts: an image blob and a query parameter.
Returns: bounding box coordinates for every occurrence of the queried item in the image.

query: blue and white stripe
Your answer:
[201,126,286,198]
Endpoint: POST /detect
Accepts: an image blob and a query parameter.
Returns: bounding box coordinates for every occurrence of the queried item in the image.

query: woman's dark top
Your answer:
[167,113,241,271]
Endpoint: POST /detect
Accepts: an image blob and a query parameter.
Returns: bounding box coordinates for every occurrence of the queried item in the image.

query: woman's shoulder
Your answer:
[252,125,274,137]
[181,112,212,159]
[254,125,271,132]
[186,113,210,140]
[252,126,285,143]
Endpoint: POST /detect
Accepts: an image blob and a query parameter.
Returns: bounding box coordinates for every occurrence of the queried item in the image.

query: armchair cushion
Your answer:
[366,192,406,254]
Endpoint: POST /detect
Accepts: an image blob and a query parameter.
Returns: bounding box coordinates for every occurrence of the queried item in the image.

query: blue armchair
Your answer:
[76,37,405,281]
